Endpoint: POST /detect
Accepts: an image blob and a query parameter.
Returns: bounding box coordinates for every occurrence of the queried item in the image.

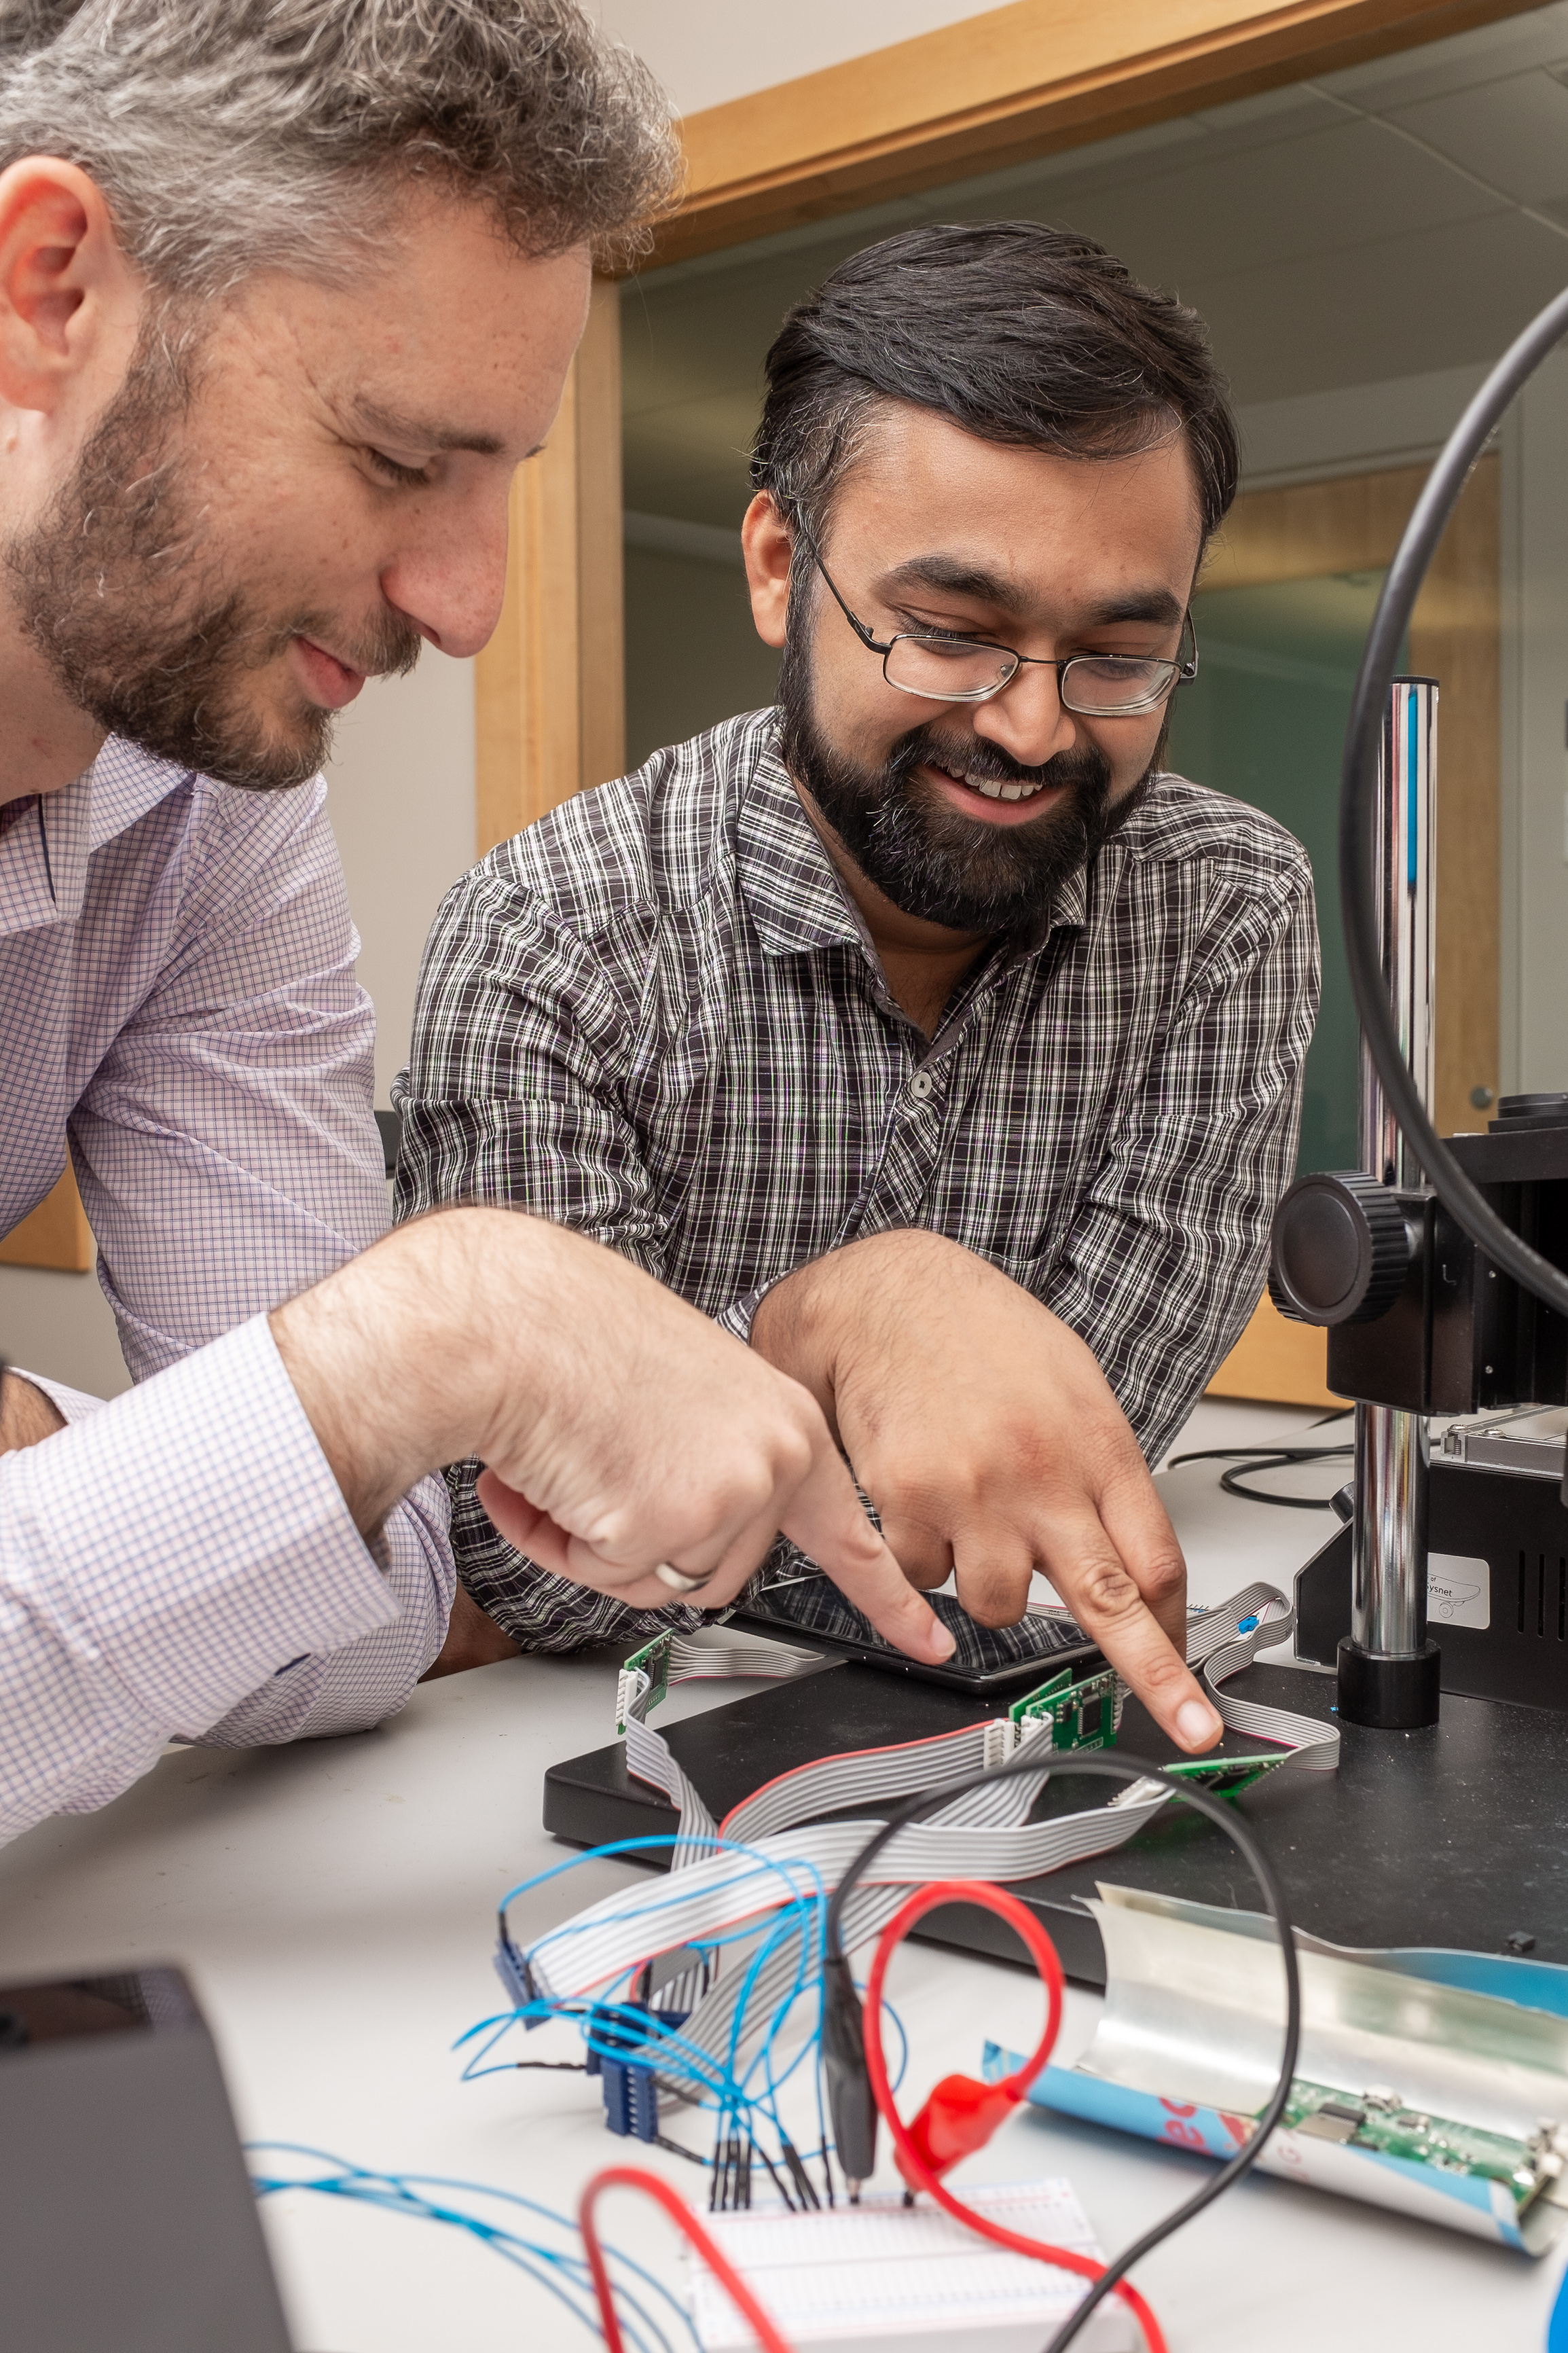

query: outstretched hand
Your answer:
[752,1230,1222,1752]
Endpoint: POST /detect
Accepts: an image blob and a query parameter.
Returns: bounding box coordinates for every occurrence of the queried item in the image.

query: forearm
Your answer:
[750,1228,964,1435]
[0,1369,67,1453]
[269,1205,569,1535]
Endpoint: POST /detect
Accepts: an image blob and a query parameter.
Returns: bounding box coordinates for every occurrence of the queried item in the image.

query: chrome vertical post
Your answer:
[1338,678,1441,1729]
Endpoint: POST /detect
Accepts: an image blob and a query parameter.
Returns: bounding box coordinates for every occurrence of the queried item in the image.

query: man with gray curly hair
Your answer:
[0,0,955,1846]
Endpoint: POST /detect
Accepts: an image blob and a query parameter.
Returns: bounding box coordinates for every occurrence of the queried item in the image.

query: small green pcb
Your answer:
[1286,2080,1564,2213]
[615,1630,674,1734]
[1010,1664,1120,1752]
[1163,1753,1285,1798]
[1008,1667,1073,1722]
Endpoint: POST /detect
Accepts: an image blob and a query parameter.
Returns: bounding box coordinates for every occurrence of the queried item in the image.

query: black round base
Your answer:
[1336,1636,1442,1729]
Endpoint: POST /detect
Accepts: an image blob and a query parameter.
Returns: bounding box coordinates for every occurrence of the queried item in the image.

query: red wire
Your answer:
[862,1880,1168,2353]
[579,2164,795,2353]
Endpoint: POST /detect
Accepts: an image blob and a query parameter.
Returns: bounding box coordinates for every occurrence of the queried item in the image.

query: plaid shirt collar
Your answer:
[735,715,1089,982]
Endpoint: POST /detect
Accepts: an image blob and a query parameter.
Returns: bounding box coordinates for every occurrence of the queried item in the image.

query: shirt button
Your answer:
[910,1071,936,1102]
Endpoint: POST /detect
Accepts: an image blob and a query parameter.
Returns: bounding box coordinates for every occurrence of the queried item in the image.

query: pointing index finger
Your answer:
[1046,1526,1222,1753]
[781,1442,956,1666]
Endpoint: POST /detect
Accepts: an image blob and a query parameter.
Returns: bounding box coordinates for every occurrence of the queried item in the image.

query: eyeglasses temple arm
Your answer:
[802,539,892,654]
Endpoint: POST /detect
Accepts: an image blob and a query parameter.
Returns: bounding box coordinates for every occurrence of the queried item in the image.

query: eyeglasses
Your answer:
[809,547,1198,717]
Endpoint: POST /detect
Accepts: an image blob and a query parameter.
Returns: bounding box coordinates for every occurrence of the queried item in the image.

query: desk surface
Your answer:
[0,1401,1558,2352]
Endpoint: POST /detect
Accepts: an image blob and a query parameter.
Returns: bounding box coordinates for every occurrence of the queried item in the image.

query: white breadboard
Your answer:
[685,2179,1138,2352]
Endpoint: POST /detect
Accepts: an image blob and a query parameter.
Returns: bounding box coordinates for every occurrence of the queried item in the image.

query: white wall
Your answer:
[323,655,477,1107]
[594,1,1002,115]
[1235,365,1488,490]
[0,1262,131,1400]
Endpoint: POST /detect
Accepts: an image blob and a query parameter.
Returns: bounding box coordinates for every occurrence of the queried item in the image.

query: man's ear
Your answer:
[742,491,793,650]
[0,158,139,416]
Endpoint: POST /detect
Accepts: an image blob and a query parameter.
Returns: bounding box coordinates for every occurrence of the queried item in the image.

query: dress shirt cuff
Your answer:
[3,1312,399,1735]
[10,1368,109,1425]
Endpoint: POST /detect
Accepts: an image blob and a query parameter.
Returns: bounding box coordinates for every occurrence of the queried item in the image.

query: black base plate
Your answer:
[543,1661,1568,1985]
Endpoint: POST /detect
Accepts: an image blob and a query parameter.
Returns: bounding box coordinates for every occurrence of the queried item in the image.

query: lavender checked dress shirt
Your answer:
[0,738,454,1844]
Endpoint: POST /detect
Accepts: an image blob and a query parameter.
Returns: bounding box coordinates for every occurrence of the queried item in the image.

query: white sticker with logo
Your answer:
[1427,1553,1490,1630]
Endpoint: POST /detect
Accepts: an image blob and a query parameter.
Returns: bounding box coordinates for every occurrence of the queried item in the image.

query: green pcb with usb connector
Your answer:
[1288,2081,1567,2214]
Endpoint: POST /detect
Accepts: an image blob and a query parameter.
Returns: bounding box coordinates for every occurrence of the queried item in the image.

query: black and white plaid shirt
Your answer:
[396,708,1319,1651]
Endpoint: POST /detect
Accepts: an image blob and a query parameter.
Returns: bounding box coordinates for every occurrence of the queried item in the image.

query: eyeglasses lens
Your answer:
[884,638,1017,701]
[1061,657,1176,716]
[884,635,1175,712]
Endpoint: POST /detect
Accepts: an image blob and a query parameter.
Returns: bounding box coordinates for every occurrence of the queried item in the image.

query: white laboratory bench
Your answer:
[0,1398,1558,2352]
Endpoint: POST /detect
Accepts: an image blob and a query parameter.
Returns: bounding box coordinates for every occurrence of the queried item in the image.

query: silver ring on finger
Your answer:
[653,1561,716,1596]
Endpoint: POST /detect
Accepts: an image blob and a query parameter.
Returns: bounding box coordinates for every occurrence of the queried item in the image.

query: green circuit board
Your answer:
[615,1630,675,1733]
[1009,1664,1120,1751]
[1163,1752,1285,1797]
[1286,2080,1562,2212]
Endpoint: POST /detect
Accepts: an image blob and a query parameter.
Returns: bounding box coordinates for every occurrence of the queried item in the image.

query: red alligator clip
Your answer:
[899,2071,1021,2187]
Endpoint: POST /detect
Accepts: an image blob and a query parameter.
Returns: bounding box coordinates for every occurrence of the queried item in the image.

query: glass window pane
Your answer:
[1165,571,1406,1177]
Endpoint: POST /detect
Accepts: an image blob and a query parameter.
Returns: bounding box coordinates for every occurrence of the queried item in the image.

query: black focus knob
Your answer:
[1268,1171,1410,1327]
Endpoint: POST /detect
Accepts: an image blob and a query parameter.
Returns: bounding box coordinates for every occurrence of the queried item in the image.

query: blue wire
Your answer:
[497,1833,817,1939]
[499,1834,828,2056]
[251,2146,690,2321]
[250,2157,611,2346]
[249,2144,699,2353]
[878,1994,909,2095]
[483,1825,881,2197]
[729,1907,825,2137]
[467,1867,833,2124]
[724,1903,814,2086]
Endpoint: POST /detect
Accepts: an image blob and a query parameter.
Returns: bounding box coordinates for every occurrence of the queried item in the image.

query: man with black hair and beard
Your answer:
[399,221,1319,1754]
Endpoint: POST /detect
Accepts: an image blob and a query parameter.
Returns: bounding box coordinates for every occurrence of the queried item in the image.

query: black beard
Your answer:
[5,328,421,792]
[779,634,1152,937]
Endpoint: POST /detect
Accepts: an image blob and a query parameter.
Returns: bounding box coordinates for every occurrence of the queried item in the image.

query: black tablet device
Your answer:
[733,1573,1103,1694]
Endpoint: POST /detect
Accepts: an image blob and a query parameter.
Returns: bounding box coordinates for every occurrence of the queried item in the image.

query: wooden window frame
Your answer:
[475,274,626,851]
[0,1168,94,1274]
[665,0,1533,267]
